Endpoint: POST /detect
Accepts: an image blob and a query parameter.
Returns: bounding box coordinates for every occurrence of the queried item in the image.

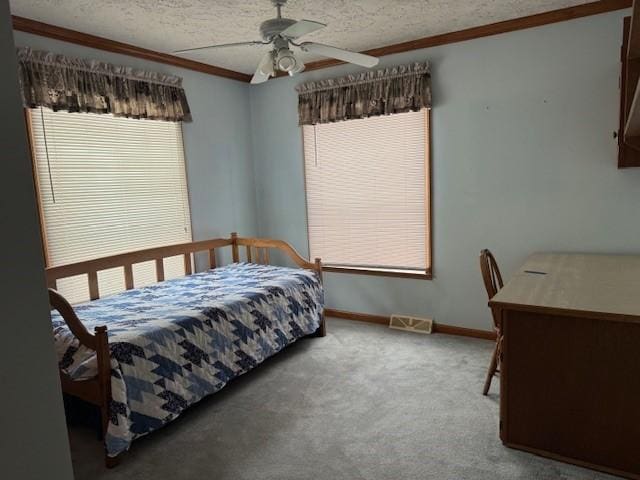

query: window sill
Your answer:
[322,265,432,280]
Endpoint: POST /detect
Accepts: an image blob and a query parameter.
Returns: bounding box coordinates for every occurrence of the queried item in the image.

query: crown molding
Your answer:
[302,0,632,73]
[12,0,631,84]
[11,15,252,83]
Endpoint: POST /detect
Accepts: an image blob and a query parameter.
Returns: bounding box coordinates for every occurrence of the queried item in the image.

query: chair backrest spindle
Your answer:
[480,249,503,299]
[479,249,504,331]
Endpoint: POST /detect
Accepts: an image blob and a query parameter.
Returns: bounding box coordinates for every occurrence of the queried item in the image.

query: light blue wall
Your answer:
[15,10,640,332]
[249,10,640,331]
[13,31,258,244]
[1,4,73,478]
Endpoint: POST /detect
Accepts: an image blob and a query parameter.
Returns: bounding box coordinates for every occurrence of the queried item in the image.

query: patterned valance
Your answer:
[296,62,431,125]
[16,47,192,122]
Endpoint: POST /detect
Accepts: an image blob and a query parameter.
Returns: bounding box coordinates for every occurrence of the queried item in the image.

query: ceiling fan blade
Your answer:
[251,51,275,85]
[173,41,266,55]
[280,19,326,39]
[300,42,379,68]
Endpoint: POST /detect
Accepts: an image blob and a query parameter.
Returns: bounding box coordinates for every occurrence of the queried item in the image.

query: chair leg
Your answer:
[483,340,499,395]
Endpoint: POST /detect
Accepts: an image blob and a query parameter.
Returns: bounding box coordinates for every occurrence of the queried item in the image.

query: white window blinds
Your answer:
[30,108,192,303]
[302,109,430,272]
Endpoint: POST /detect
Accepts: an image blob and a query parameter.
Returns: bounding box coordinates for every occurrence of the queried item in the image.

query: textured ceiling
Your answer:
[10,0,592,74]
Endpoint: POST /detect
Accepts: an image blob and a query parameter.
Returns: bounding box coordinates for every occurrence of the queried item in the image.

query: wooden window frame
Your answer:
[301,109,433,280]
[24,109,51,266]
[24,108,194,271]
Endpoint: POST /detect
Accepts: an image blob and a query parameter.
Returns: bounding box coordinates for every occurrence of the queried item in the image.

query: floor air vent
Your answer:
[389,314,433,334]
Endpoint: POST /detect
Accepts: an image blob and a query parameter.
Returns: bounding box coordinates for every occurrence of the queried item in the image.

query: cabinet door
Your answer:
[619,17,640,168]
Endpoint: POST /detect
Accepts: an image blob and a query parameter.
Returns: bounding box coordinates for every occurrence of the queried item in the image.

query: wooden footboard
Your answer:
[47,233,324,467]
[49,289,113,466]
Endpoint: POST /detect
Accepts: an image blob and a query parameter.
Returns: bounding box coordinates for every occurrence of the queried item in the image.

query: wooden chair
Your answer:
[479,249,504,395]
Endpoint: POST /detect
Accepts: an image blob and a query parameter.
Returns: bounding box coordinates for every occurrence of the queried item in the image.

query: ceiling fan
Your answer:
[173,0,379,84]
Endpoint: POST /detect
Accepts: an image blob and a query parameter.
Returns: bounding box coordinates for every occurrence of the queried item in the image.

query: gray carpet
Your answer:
[68,318,617,480]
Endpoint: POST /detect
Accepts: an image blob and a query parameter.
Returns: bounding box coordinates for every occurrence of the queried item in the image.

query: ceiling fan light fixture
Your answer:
[259,52,276,76]
[175,0,379,84]
[276,48,297,72]
[289,59,305,76]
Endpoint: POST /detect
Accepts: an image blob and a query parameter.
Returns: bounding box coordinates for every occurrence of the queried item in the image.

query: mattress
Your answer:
[50,262,324,457]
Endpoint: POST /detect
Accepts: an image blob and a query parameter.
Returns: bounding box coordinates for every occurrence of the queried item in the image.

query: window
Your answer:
[29,108,192,303]
[302,109,431,277]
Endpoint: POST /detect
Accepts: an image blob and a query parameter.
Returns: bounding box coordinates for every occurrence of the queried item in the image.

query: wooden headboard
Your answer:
[46,232,322,301]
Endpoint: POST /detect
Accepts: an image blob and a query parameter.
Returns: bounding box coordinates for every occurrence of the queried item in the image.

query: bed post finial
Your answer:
[231,232,239,263]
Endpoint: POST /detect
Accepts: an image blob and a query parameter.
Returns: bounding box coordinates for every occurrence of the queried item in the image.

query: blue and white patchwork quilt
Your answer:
[50,262,324,457]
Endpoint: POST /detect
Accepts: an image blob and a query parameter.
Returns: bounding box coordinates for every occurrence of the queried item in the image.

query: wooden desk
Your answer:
[490,253,640,480]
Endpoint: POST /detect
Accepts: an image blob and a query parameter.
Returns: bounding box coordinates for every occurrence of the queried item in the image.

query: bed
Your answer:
[47,233,325,467]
